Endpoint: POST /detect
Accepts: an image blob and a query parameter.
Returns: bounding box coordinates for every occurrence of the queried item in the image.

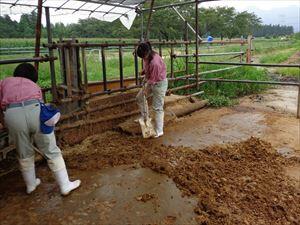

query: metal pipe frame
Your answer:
[168,74,195,81]
[145,0,155,40]
[45,41,196,48]
[142,0,220,12]
[168,66,241,81]
[170,45,174,78]
[89,84,142,98]
[184,21,189,76]
[72,2,88,14]
[44,39,246,49]
[101,47,108,91]
[58,83,142,103]
[34,0,43,72]
[81,48,88,92]
[119,46,124,88]
[103,0,127,16]
[134,49,139,85]
[0,1,127,16]
[195,0,200,89]
[172,6,202,41]
[58,109,140,131]
[174,52,245,58]
[78,0,138,10]
[0,57,57,65]
[197,78,299,86]
[4,0,142,10]
[297,84,300,118]
[142,0,196,12]
[190,61,300,68]
[168,81,206,94]
[56,0,71,11]
[60,98,137,122]
[45,7,58,102]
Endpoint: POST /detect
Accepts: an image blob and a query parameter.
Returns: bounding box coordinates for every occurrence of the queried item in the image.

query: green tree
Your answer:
[0,15,19,38]
[0,3,267,40]
[234,11,261,37]
[18,12,39,38]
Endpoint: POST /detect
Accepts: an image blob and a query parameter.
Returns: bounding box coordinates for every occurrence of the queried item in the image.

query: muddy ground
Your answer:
[159,90,300,158]
[1,132,299,225]
[0,57,300,224]
[0,96,299,224]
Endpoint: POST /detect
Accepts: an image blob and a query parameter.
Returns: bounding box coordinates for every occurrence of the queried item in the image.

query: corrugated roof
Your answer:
[0,0,147,29]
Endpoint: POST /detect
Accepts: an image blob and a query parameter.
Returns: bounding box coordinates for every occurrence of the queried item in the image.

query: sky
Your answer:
[201,0,300,11]
[201,0,300,32]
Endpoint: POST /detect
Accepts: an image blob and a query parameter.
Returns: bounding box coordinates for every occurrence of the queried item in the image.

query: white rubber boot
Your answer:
[48,156,81,196]
[19,156,41,194]
[154,111,164,138]
[54,168,81,196]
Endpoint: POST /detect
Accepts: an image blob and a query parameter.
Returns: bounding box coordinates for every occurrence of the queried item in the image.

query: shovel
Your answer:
[138,94,156,139]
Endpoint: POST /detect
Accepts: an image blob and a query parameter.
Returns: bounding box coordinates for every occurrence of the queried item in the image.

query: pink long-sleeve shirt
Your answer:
[143,53,167,85]
[0,77,42,110]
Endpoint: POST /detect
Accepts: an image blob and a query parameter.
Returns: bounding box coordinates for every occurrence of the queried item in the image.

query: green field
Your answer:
[1,37,299,106]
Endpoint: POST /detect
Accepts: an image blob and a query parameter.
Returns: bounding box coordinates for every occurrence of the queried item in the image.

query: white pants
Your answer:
[136,79,168,119]
[4,103,62,160]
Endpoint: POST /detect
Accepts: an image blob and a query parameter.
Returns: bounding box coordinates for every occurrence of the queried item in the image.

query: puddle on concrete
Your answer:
[240,87,298,116]
[160,111,266,149]
[263,88,298,115]
[0,165,197,225]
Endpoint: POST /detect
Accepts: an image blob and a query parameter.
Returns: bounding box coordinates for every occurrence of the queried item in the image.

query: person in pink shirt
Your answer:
[0,63,80,195]
[136,42,168,138]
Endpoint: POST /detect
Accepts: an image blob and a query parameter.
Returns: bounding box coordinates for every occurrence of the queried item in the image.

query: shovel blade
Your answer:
[138,118,156,139]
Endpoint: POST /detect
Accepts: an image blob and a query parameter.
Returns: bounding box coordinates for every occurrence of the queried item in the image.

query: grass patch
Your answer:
[259,48,298,64]
[172,66,270,107]
[276,68,300,77]
[206,95,237,107]
[203,67,269,97]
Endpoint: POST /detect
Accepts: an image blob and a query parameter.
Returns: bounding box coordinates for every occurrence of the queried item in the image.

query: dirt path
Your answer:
[284,51,300,65]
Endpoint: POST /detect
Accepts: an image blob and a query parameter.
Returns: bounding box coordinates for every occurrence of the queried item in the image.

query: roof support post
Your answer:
[297,78,300,119]
[34,0,43,74]
[45,7,58,102]
[145,0,155,40]
[195,0,200,89]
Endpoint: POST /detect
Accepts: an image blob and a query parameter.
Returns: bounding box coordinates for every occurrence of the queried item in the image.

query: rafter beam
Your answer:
[88,0,110,17]
[0,1,126,16]
[56,0,70,11]
[104,0,127,15]
[78,0,137,10]
[10,0,20,8]
[72,2,88,14]
[142,0,220,12]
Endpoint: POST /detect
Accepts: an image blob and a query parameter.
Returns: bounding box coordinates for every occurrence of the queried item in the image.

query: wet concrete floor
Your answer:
[158,106,300,158]
[0,165,197,225]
